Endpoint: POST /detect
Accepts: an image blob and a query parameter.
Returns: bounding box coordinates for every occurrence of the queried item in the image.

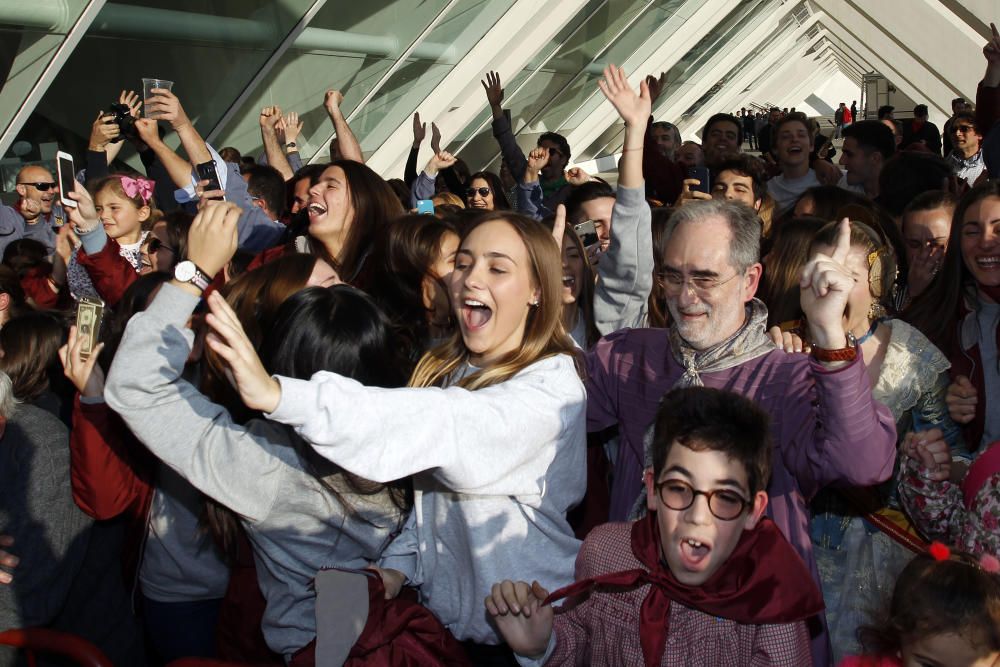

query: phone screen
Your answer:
[58,154,76,208]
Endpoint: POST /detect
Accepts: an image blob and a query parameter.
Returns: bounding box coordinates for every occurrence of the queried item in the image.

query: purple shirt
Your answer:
[585,326,896,580]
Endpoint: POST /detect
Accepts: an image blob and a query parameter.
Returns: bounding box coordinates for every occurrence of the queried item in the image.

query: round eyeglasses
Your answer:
[654,479,750,521]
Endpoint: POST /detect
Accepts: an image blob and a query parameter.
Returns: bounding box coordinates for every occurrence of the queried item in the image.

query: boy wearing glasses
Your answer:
[486,387,822,666]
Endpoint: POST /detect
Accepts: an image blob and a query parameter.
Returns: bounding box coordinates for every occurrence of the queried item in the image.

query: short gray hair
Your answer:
[663,200,761,271]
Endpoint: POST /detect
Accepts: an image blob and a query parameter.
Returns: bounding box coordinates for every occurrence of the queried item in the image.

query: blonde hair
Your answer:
[409,212,581,390]
[432,192,465,209]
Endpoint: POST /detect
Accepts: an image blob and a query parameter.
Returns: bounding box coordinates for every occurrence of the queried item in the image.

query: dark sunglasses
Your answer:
[953,124,975,134]
[146,237,175,254]
[18,181,57,191]
[466,186,491,198]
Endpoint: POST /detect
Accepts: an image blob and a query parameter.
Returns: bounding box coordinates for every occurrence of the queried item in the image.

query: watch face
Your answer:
[175,261,195,282]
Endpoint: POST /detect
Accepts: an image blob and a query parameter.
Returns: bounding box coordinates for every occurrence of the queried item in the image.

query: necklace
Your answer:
[856,317,885,345]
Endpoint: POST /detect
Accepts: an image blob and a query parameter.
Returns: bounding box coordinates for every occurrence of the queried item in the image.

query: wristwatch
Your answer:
[173,260,211,291]
[811,331,858,363]
[285,142,297,149]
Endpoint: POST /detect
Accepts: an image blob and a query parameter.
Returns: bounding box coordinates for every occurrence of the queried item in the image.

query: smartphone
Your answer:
[56,151,77,208]
[75,296,105,360]
[195,160,225,201]
[573,219,599,249]
[687,166,711,195]
[416,199,435,215]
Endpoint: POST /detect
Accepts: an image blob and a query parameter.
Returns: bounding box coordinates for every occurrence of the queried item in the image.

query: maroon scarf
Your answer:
[979,283,1000,305]
[544,514,824,667]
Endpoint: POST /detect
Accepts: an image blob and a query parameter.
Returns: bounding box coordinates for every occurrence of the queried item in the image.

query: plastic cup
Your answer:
[142,78,174,118]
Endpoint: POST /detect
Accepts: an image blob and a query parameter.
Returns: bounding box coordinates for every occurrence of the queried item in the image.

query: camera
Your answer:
[106,102,137,143]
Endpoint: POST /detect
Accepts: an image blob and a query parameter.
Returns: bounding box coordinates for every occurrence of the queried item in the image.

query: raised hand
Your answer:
[89,111,120,151]
[485,580,553,659]
[412,112,427,146]
[799,218,856,351]
[598,64,651,128]
[205,290,281,413]
[259,106,282,132]
[425,151,457,176]
[54,224,78,267]
[907,242,944,298]
[59,325,106,398]
[145,88,191,130]
[430,122,442,155]
[551,204,566,251]
[645,71,667,105]
[119,89,142,118]
[134,118,162,148]
[186,201,241,278]
[0,535,17,585]
[66,181,100,232]
[283,111,303,144]
[481,71,505,109]
[984,22,1000,63]
[564,167,590,186]
[324,90,345,117]
[527,147,550,174]
[901,429,950,482]
[812,158,842,186]
[945,375,977,424]
[674,179,711,207]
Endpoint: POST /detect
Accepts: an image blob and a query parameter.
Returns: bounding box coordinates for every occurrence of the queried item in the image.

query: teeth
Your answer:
[685,539,703,548]
[562,276,574,284]
[307,204,326,214]
[464,299,487,308]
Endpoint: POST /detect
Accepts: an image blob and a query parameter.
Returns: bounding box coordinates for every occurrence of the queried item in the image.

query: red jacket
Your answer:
[75,240,139,308]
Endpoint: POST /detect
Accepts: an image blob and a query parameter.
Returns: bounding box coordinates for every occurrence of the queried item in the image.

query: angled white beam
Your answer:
[654,2,802,134]
[562,0,741,159]
[207,0,327,144]
[365,0,589,176]
[745,34,829,111]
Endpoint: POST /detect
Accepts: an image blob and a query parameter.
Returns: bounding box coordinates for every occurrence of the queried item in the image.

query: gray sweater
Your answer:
[592,184,653,335]
[267,354,588,643]
[105,284,406,659]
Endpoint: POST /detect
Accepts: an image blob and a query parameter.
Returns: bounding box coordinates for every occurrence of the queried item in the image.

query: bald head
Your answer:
[15,165,56,216]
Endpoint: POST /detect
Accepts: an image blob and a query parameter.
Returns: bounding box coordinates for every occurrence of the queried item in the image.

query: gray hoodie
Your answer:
[105,284,406,659]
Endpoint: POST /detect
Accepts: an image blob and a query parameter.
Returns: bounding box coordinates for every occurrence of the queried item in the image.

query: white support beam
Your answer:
[365,0,589,176]
[562,0,741,159]
[745,35,829,110]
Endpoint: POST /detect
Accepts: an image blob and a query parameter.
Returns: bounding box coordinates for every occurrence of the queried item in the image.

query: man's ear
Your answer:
[743,490,768,531]
[14,184,26,199]
[743,262,763,302]
[644,468,657,513]
[0,293,10,313]
[753,197,763,212]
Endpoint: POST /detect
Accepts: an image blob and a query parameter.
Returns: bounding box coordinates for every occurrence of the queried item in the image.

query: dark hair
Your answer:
[913,104,929,117]
[160,210,193,267]
[877,105,895,120]
[796,185,870,221]
[857,550,1000,657]
[219,147,241,164]
[98,272,171,374]
[702,113,744,146]
[902,190,957,221]
[287,163,327,213]
[904,180,1000,356]
[878,152,953,218]
[648,207,674,328]
[538,132,571,162]
[951,110,979,135]
[843,120,896,159]
[558,220,600,348]
[0,310,66,401]
[3,238,49,276]
[772,112,812,143]
[0,265,27,317]
[759,216,827,328]
[651,121,682,147]
[466,171,511,210]
[313,160,405,287]
[367,214,459,367]
[386,178,412,211]
[244,165,286,219]
[650,386,772,495]
[714,154,767,203]
[239,155,257,173]
[565,181,615,223]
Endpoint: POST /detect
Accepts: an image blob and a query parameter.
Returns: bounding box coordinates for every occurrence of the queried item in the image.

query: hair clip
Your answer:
[979,554,1000,574]
[928,542,951,562]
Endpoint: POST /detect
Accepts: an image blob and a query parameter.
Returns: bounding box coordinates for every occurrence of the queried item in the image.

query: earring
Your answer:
[529,300,540,307]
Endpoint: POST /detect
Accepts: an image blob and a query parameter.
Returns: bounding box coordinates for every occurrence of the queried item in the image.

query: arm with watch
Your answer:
[260,106,295,181]
[171,202,240,297]
[784,219,897,493]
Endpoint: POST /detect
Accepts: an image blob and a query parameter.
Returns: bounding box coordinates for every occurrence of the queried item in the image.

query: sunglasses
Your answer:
[466,186,492,198]
[953,124,975,134]
[18,181,57,191]
[146,237,175,254]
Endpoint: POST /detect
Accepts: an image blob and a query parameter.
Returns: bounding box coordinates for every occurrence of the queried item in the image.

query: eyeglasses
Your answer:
[146,237,174,254]
[657,270,740,297]
[17,181,57,191]
[953,124,975,134]
[655,479,750,521]
[466,186,491,198]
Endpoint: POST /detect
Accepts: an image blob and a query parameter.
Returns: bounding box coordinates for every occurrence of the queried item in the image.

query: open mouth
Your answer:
[307,203,327,219]
[470,201,488,209]
[562,275,576,289]
[976,255,1000,271]
[678,537,712,570]
[461,298,492,331]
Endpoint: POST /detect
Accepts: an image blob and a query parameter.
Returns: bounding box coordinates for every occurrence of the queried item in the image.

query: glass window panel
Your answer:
[3,0,316,181]
[211,0,453,162]
[0,0,93,197]
[348,0,517,159]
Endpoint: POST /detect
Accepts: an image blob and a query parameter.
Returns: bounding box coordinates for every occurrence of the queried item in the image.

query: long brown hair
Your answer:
[0,310,65,401]
[759,216,826,328]
[409,212,581,390]
[904,180,1000,354]
[561,225,599,348]
[310,160,404,288]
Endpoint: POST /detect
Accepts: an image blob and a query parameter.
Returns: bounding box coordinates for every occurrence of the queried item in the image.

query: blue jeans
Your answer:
[142,595,222,665]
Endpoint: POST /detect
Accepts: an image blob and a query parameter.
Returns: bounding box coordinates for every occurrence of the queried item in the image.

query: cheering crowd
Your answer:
[0,19,999,667]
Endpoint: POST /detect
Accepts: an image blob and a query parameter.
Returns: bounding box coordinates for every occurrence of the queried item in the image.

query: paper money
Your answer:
[76,296,104,360]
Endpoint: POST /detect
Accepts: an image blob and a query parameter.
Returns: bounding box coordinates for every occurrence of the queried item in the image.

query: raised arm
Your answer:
[145,88,211,167]
[134,118,193,190]
[597,65,649,189]
[260,106,295,181]
[324,90,364,163]
[484,71,528,183]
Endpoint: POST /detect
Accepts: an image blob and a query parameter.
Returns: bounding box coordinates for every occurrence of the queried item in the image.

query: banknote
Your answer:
[76,296,104,360]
